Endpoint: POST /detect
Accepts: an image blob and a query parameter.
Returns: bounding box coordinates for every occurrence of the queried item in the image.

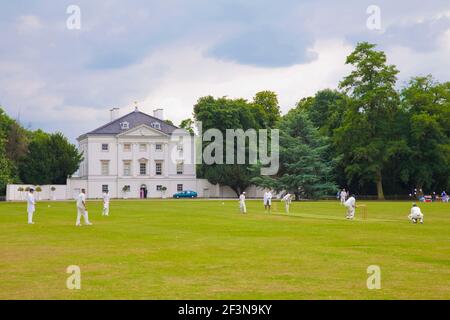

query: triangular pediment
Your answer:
[117,124,168,137]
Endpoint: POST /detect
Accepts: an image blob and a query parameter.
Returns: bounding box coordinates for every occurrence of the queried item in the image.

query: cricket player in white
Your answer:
[282,193,292,214]
[344,194,356,220]
[340,189,347,205]
[408,203,424,224]
[102,191,110,216]
[76,189,92,226]
[263,191,272,213]
[239,192,247,214]
[27,188,36,224]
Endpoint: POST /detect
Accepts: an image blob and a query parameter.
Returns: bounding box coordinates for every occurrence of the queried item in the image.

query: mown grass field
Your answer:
[0,199,448,300]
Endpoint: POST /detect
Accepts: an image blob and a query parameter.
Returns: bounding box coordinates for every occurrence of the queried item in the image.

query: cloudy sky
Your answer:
[1,0,449,141]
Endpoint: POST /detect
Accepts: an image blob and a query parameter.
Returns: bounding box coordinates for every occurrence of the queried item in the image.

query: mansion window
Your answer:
[176,161,184,175]
[123,161,131,176]
[155,161,162,175]
[101,143,109,151]
[139,162,147,175]
[156,185,162,191]
[177,184,183,192]
[123,143,131,152]
[139,144,147,152]
[101,160,110,175]
[151,122,161,130]
[120,121,129,130]
[155,144,162,151]
[102,185,109,193]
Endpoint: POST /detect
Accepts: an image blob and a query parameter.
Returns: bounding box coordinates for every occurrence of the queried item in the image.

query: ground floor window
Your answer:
[102,185,109,193]
[156,185,162,191]
[177,184,183,192]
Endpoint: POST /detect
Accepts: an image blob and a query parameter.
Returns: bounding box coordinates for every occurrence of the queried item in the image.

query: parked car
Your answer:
[173,190,198,198]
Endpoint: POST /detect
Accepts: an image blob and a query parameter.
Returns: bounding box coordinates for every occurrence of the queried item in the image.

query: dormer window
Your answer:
[150,122,161,130]
[120,121,129,130]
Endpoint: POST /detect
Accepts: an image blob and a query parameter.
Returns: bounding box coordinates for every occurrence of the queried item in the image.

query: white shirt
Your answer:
[264,192,272,203]
[282,194,291,203]
[77,193,86,208]
[340,191,346,199]
[103,193,110,204]
[27,193,35,211]
[239,194,246,203]
[410,206,423,217]
[345,196,356,207]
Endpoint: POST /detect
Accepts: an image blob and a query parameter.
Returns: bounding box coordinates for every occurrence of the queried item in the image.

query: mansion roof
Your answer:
[78,110,178,140]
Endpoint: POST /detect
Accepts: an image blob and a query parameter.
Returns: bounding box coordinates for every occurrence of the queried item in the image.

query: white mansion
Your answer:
[6,107,267,200]
[69,107,201,199]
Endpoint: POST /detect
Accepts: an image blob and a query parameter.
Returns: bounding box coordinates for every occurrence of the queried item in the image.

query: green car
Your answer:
[173,190,198,198]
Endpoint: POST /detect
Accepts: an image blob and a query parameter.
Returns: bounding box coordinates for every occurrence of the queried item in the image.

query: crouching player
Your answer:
[344,194,356,220]
[408,203,424,224]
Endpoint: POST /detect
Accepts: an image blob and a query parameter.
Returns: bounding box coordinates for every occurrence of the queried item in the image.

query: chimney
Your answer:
[153,108,164,120]
[110,107,119,121]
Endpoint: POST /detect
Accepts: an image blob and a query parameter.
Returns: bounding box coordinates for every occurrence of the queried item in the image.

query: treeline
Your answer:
[0,109,82,194]
[192,42,450,199]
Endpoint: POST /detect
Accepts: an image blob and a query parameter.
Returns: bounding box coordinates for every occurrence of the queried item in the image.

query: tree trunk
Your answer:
[375,169,385,200]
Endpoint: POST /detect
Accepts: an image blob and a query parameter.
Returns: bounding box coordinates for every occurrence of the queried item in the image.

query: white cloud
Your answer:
[139,39,353,125]
[16,15,43,34]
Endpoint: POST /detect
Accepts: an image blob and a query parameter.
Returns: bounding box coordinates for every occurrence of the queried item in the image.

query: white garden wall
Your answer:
[6,180,270,200]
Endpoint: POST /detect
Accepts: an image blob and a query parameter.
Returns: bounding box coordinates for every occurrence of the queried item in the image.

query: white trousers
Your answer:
[240,202,246,213]
[103,203,109,216]
[346,205,355,219]
[408,213,423,223]
[76,207,90,225]
[27,209,34,223]
[285,203,290,214]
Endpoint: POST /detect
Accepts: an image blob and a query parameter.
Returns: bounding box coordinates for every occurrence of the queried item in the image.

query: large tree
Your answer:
[19,131,83,185]
[179,118,195,135]
[335,42,404,199]
[253,90,281,128]
[252,107,336,199]
[0,141,18,194]
[5,121,29,163]
[398,76,450,191]
[194,95,271,195]
[300,89,348,136]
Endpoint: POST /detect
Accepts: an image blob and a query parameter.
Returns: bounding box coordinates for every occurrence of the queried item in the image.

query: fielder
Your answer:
[263,191,272,213]
[344,194,356,220]
[239,192,247,214]
[340,189,347,205]
[408,203,424,224]
[76,189,92,226]
[281,193,292,214]
[102,191,110,216]
[26,188,36,224]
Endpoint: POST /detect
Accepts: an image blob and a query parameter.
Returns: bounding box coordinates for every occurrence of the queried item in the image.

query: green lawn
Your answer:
[0,199,449,300]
